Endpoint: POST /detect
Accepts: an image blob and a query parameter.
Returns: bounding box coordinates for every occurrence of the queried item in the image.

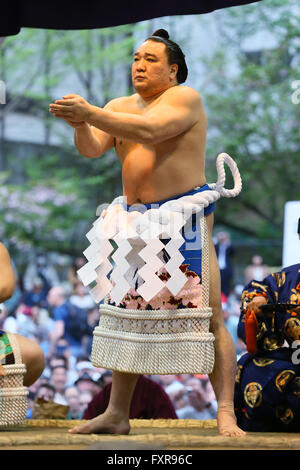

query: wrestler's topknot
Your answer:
[152,29,170,40]
[145,29,188,84]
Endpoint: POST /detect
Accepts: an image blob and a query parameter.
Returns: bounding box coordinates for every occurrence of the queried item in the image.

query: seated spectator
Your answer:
[65,386,84,420]
[50,365,68,405]
[75,372,102,397]
[68,257,86,294]
[12,304,37,339]
[177,374,193,383]
[69,283,95,310]
[79,390,93,413]
[54,336,78,372]
[43,352,78,386]
[244,254,270,285]
[26,390,36,419]
[76,357,101,382]
[214,231,234,297]
[33,306,55,356]
[4,303,54,350]
[176,376,217,419]
[83,307,100,355]
[47,286,89,358]
[83,374,178,420]
[48,353,68,370]
[35,383,56,402]
[153,374,183,389]
[29,383,56,419]
[202,376,218,411]
[53,336,76,372]
[227,284,245,317]
[165,381,187,411]
[23,253,59,293]
[23,276,48,308]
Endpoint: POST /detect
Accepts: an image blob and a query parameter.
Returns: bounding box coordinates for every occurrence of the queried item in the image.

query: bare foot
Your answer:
[68,411,130,435]
[217,408,247,437]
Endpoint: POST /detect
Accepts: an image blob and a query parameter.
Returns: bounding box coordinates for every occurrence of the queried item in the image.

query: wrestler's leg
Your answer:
[205,213,246,437]
[14,334,45,386]
[69,371,139,434]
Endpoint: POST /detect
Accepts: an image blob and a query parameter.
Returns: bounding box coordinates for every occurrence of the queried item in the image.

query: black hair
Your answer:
[145,29,188,84]
[50,364,68,372]
[36,383,56,394]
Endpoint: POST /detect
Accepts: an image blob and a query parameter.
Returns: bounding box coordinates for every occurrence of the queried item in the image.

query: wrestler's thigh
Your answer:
[13,333,45,386]
[205,213,224,330]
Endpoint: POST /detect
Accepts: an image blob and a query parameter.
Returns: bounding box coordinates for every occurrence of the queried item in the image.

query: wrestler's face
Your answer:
[132,40,178,97]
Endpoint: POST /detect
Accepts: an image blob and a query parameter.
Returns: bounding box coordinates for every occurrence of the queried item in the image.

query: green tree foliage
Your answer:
[0,25,137,258]
[201,0,300,257]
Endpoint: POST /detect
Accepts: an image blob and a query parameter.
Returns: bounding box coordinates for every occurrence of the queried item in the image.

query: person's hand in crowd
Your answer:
[246,296,300,318]
[168,388,185,404]
[246,295,268,317]
[290,305,300,316]
[186,383,209,409]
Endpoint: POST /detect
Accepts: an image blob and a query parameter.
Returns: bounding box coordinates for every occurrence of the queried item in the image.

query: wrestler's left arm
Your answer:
[0,243,15,302]
[49,87,203,144]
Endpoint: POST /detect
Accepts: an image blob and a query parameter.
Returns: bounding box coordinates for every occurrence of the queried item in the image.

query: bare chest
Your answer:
[114,101,148,161]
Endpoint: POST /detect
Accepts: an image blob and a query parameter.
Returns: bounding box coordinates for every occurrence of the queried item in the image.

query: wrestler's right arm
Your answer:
[0,243,15,302]
[74,118,114,158]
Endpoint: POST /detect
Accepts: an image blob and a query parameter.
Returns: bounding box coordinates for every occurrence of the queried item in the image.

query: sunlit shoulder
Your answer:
[165,84,201,98]
[104,95,133,111]
[160,85,203,110]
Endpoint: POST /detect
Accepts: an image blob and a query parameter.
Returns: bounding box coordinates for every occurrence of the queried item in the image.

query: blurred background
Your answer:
[0,0,299,420]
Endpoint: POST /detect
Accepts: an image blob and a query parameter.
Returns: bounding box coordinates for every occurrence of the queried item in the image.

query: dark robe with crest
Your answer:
[234,263,300,431]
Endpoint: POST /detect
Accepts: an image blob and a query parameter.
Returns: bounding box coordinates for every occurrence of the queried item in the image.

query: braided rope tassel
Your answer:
[209,152,242,198]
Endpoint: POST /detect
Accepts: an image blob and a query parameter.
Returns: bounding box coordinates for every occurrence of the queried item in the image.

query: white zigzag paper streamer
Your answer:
[89,271,113,303]
[164,239,187,296]
[78,222,114,288]
[136,215,166,301]
[156,210,187,296]
[136,237,166,302]
[109,235,134,305]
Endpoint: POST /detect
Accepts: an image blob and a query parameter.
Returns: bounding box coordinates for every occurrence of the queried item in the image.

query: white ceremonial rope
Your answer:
[209,152,242,198]
[78,153,242,303]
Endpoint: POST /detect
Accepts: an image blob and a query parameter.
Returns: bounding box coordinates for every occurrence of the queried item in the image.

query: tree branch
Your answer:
[214,215,259,237]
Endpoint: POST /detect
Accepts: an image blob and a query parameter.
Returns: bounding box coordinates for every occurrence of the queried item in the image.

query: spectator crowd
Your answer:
[0,234,270,421]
